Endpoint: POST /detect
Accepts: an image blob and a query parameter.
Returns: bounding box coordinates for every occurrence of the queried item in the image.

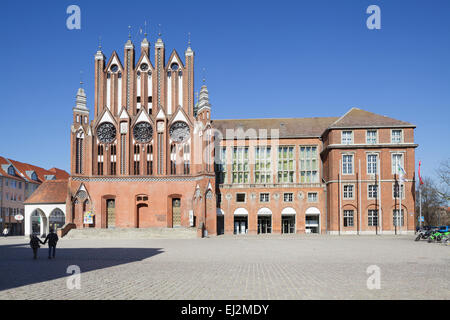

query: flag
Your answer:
[397,162,406,183]
[418,161,424,185]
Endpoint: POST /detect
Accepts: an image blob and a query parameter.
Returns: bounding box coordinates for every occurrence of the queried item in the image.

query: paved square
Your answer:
[0,235,448,299]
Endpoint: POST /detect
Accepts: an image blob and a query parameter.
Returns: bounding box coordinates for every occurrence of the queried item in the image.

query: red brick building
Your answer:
[27,34,417,236]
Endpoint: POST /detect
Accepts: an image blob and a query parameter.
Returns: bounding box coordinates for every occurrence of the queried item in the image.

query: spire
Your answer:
[197,81,211,112]
[185,32,194,56]
[141,21,150,55]
[95,36,105,60]
[74,82,88,111]
[155,23,164,48]
[125,25,134,49]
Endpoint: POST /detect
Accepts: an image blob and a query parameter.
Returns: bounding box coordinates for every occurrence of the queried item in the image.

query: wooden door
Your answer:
[172,198,181,227]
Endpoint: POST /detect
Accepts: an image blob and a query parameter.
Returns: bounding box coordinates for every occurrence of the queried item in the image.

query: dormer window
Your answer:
[7,166,15,176]
[31,172,38,181]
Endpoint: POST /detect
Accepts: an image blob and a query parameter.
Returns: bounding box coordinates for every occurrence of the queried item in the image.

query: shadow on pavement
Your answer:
[0,242,163,291]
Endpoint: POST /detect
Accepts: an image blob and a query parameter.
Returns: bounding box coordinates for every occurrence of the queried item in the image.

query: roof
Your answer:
[329,108,415,129]
[0,156,69,183]
[212,108,415,139]
[212,117,339,139]
[24,180,68,204]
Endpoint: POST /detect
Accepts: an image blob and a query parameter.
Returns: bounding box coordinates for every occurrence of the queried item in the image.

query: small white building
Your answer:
[24,180,68,237]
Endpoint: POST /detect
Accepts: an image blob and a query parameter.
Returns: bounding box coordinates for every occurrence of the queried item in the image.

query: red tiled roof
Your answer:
[24,180,68,204]
[0,156,69,183]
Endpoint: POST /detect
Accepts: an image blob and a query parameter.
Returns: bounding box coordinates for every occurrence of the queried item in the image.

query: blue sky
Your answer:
[1,0,449,182]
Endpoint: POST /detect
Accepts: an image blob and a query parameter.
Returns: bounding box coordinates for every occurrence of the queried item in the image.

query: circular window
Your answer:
[169,121,190,143]
[97,122,117,143]
[110,64,119,72]
[140,63,149,71]
[133,122,153,143]
[171,63,179,71]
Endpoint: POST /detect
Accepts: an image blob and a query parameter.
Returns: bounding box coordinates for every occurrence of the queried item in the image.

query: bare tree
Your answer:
[416,176,446,226]
[437,158,450,200]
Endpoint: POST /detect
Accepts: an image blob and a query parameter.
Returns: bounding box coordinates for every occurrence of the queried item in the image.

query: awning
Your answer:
[281,207,296,215]
[257,207,272,216]
[233,208,249,216]
[305,207,320,215]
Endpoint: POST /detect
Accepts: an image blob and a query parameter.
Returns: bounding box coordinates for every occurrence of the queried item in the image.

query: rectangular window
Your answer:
[283,193,293,202]
[183,144,190,175]
[342,154,353,174]
[146,145,153,175]
[367,154,378,175]
[134,144,141,175]
[391,130,402,143]
[308,192,318,202]
[300,146,318,183]
[368,184,378,199]
[343,184,354,199]
[259,193,270,203]
[215,147,227,184]
[254,146,271,183]
[236,193,246,203]
[232,147,249,184]
[366,130,377,144]
[391,153,404,174]
[393,183,404,199]
[170,145,176,175]
[343,210,354,227]
[368,210,378,226]
[278,146,295,183]
[110,145,117,175]
[341,131,353,144]
[393,209,404,226]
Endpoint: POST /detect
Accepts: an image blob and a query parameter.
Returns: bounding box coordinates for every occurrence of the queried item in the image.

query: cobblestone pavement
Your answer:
[0,235,448,299]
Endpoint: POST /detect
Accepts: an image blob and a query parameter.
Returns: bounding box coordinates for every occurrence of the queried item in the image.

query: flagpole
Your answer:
[419,184,422,229]
[378,156,382,234]
[399,180,402,235]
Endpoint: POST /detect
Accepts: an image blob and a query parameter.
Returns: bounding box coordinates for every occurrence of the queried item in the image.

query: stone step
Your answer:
[64,227,198,239]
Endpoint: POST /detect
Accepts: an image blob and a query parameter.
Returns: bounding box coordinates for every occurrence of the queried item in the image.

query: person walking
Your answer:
[3,227,9,237]
[43,228,59,259]
[29,234,44,259]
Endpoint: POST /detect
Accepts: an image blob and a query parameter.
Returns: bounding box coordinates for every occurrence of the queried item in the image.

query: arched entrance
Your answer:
[257,208,272,234]
[49,209,65,231]
[31,209,47,237]
[281,207,296,234]
[305,207,320,234]
[233,208,248,235]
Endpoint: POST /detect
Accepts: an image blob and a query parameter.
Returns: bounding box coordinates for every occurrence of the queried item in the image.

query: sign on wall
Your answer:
[83,211,94,224]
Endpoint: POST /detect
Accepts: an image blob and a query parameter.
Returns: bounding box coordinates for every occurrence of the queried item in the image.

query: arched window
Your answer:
[76,131,84,174]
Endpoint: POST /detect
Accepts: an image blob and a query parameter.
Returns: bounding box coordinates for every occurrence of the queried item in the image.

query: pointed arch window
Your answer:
[75,131,84,174]
[183,143,190,175]
[134,144,140,175]
[146,144,153,175]
[170,144,177,175]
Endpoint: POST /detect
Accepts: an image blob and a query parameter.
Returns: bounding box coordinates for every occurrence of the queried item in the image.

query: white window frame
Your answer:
[391,129,403,144]
[391,153,404,175]
[259,193,270,203]
[343,210,354,227]
[343,184,354,200]
[368,209,379,227]
[367,153,378,175]
[277,146,295,183]
[307,192,318,203]
[341,131,353,145]
[342,154,354,175]
[254,146,272,184]
[393,209,405,226]
[299,145,319,183]
[368,184,378,199]
[366,130,378,144]
[392,183,405,200]
[283,193,293,202]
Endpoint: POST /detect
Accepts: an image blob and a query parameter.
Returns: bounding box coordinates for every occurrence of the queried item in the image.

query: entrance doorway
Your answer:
[305,215,319,233]
[257,216,272,234]
[282,216,295,234]
[106,199,115,228]
[234,216,248,234]
[172,198,181,227]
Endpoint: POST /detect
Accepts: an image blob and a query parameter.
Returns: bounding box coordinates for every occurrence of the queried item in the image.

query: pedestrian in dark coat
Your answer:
[44,228,59,259]
[29,234,44,259]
